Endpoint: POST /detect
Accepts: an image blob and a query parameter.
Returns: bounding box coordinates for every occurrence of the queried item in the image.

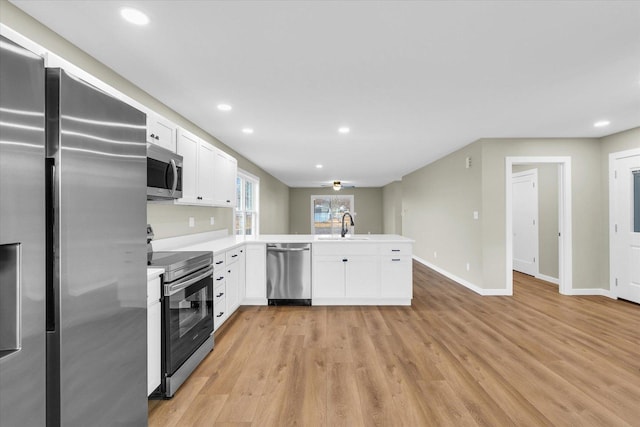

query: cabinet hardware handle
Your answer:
[392,258,401,261]
[215,261,223,265]
[228,270,231,273]
[216,312,224,318]
[155,135,160,140]
[216,276,224,281]
[392,249,400,252]
[342,258,348,262]
[150,133,155,138]
[226,200,231,203]
[231,254,238,258]
[216,292,224,297]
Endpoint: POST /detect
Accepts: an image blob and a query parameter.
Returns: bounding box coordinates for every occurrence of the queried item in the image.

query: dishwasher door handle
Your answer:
[266,247,310,252]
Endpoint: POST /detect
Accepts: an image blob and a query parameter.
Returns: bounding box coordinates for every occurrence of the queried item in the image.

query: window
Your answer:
[235,170,259,236]
[310,195,354,235]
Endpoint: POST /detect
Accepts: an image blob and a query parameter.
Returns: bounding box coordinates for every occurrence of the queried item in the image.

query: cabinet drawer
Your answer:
[313,242,379,256]
[226,247,241,265]
[214,297,226,329]
[379,243,412,256]
[214,283,226,304]
[214,253,226,270]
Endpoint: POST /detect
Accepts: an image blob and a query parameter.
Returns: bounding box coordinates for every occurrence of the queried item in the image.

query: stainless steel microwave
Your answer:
[147,143,183,200]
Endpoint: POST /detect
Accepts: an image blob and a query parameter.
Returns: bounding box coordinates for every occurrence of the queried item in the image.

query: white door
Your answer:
[612,154,640,304]
[512,170,539,276]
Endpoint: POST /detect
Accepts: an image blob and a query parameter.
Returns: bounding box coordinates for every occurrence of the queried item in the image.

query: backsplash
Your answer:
[147,203,233,239]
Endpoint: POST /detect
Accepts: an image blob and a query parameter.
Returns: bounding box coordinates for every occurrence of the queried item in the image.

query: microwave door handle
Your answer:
[165,266,213,296]
[169,159,178,195]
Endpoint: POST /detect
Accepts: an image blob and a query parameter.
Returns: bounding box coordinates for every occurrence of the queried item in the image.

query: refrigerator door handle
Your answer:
[170,159,178,195]
[0,243,21,358]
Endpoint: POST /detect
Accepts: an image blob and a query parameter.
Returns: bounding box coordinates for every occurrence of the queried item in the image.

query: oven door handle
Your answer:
[165,266,213,296]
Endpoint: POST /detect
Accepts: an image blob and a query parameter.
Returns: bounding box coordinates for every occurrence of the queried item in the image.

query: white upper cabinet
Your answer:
[146,112,177,152]
[176,129,214,205]
[175,128,237,207]
[212,148,237,207]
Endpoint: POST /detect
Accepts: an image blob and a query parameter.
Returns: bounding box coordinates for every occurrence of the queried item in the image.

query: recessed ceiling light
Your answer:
[594,120,610,128]
[120,8,149,26]
[338,127,350,134]
[316,164,323,169]
[217,104,232,111]
[242,128,254,134]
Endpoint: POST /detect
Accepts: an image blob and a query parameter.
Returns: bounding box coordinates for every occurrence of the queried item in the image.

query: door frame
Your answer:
[505,156,572,295]
[512,168,539,277]
[609,147,640,298]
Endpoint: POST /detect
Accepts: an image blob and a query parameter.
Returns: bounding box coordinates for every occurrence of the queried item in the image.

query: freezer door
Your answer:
[46,69,148,426]
[0,36,46,427]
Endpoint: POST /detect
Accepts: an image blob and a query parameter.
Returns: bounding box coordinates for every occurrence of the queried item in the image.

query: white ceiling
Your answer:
[10,1,640,187]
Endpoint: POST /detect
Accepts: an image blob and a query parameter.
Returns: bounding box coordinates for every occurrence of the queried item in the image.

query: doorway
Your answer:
[610,148,640,304]
[505,157,572,295]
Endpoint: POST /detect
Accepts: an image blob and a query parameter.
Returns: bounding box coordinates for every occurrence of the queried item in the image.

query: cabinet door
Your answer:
[198,142,216,203]
[146,113,176,152]
[313,256,346,298]
[380,256,413,298]
[226,259,240,314]
[212,149,237,207]
[345,255,380,298]
[245,244,266,302]
[176,130,199,203]
[147,301,161,396]
[238,247,246,303]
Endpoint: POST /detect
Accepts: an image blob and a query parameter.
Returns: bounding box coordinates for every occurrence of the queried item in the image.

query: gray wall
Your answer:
[512,164,559,279]
[289,187,383,235]
[382,181,403,235]
[0,0,290,239]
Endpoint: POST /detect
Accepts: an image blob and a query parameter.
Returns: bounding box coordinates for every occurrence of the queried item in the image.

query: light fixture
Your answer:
[594,120,610,128]
[120,8,149,26]
[338,127,350,134]
[217,104,232,111]
[315,164,323,169]
[242,128,254,134]
[333,180,342,191]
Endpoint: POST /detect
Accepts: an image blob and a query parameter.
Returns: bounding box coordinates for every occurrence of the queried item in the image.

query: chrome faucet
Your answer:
[341,212,355,238]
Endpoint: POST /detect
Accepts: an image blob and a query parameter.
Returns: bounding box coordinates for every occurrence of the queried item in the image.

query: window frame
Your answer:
[310,194,355,235]
[235,169,260,236]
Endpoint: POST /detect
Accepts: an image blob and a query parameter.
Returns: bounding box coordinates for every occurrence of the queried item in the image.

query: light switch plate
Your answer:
[210,217,215,225]
[473,211,479,220]
[188,217,195,227]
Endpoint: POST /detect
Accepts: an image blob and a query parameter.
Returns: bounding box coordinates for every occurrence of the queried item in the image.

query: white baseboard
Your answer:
[242,298,267,306]
[565,288,616,299]
[312,298,411,306]
[413,256,510,296]
[535,273,559,285]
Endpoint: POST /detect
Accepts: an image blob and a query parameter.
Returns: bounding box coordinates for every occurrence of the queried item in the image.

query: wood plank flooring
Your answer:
[149,261,640,426]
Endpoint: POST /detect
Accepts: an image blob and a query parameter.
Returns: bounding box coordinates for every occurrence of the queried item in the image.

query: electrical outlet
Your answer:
[188,217,195,228]
[466,262,470,271]
[434,251,437,259]
[210,216,215,225]
[473,211,479,220]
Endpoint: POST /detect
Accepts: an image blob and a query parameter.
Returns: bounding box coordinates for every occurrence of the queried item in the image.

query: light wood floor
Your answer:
[148,261,640,426]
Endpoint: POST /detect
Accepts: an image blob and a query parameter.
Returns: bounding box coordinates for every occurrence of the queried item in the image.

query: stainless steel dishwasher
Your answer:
[266,243,311,306]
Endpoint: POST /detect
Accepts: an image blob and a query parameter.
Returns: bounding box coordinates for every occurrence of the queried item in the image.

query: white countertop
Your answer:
[150,232,413,255]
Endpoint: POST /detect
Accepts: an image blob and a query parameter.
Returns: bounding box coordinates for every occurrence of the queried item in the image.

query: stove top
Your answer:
[148,251,213,283]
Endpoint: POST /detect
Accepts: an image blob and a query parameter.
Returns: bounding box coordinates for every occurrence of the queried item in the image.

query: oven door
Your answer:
[163,266,213,376]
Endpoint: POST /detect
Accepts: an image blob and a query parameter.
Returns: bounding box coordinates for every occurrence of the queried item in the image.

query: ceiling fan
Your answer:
[320,180,356,191]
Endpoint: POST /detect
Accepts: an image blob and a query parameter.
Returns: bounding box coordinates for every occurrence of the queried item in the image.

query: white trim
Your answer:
[564,288,616,299]
[506,156,572,296]
[236,168,260,237]
[535,273,559,285]
[609,147,640,299]
[413,256,510,296]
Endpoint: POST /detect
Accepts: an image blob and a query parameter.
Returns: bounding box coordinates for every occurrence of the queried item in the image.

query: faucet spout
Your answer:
[341,212,355,237]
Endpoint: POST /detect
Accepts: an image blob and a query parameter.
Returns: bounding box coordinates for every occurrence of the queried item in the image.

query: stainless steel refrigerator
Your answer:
[0,35,148,427]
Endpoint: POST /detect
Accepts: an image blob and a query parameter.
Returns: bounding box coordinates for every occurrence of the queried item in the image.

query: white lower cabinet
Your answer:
[244,243,266,304]
[147,275,161,396]
[212,246,246,331]
[312,242,412,305]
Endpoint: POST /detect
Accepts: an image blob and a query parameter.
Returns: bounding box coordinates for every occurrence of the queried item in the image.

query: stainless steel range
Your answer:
[147,229,214,398]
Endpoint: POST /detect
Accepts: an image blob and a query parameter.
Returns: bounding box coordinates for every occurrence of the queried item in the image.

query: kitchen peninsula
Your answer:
[150,231,414,321]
